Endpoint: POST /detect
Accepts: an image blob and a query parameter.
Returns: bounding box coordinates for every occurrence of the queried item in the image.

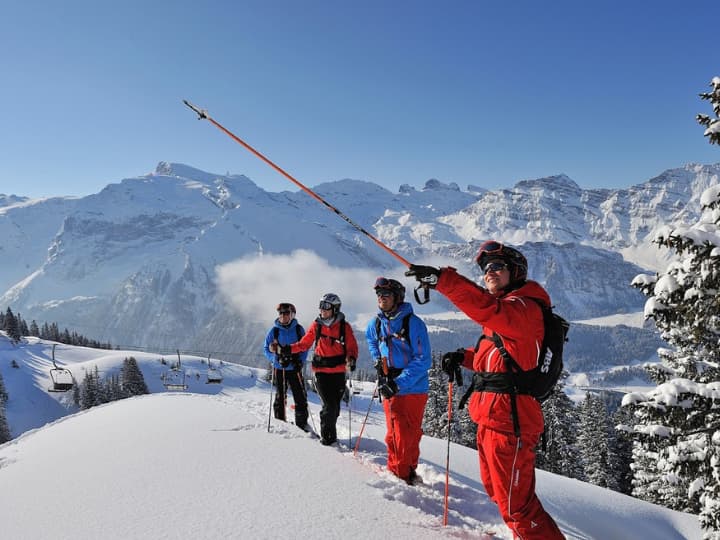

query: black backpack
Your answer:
[490,298,569,402]
[459,298,569,437]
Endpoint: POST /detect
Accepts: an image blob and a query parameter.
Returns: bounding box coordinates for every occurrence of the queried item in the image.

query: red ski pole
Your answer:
[443,377,454,526]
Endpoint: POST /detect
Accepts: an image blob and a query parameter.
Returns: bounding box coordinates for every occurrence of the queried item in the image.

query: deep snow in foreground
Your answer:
[0,338,701,539]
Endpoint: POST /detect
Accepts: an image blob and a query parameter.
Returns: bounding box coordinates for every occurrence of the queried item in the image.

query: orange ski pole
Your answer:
[183,100,412,268]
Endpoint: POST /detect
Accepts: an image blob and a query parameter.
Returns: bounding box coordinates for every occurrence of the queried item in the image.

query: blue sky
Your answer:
[2,0,718,198]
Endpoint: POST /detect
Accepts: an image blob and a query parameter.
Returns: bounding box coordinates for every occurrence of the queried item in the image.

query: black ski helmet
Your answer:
[374,277,406,304]
[319,293,341,314]
[475,240,528,283]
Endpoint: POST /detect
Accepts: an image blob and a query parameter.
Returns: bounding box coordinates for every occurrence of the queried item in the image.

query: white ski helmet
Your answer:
[319,293,341,314]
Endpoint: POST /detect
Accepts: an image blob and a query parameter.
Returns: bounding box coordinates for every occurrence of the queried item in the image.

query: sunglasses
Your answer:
[278,310,292,315]
[484,261,508,274]
[376,290,393,297]
[319,301,334,311]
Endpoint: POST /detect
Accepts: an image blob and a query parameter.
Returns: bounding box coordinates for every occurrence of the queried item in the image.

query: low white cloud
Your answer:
[215,249,410,328]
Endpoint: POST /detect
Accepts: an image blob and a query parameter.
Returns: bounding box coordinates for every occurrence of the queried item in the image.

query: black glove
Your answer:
[347,356,357,372]
[378,376,398,399]
[374,358,385,378]
[441,349,464,383]
[292,357,303,370]
[404,264,441,289]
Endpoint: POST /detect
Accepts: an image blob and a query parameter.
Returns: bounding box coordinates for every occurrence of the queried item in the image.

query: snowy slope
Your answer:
[0,338,701,539]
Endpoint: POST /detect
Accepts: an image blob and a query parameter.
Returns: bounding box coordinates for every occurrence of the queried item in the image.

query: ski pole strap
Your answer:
[413,283,430,304]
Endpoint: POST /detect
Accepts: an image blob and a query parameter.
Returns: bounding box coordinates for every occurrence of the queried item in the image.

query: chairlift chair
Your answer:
[48,344,75,392]
[206,353,223,384]
[163,350,188,391]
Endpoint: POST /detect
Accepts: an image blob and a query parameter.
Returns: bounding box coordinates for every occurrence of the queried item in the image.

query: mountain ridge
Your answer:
[1,161,718,372]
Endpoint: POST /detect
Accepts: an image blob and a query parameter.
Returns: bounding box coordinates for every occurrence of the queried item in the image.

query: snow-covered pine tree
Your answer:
[625,183,720,535]
[611,405,635,495]
[577,392,614,487]
[422,355,446,439]
[120,356,149,396]
[105,373,123,401]
[697,76,720,146]
[3,308,20,342]
[80,368,102,409]
[536,376,583,480]
[0,372,8,404]
[0,402,10,443]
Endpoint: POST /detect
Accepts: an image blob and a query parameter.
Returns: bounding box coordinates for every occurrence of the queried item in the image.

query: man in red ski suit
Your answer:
[365,277,431,485]
[406,241,564,540]
[277,293,358,446]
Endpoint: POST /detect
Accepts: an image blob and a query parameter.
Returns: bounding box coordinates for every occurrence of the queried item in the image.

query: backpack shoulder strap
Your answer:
[402,313,411,343]
[273,326,279,342]
[314,320,347,354]
[296,324,303,341]
[376,313,412,344]
[314,320,322,347]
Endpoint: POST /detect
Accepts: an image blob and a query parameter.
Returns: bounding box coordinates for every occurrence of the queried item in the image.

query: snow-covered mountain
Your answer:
[1,162,718,374]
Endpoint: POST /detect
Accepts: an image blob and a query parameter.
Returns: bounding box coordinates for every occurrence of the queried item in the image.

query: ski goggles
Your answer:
[374,277,396,296]
[483,261,509,274]
[319,301,334,311]
[374,277,393,289]
[475,240,505,267]
[277,310,292,315]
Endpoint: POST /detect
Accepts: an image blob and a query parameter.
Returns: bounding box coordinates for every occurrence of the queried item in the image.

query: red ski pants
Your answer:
[382,393,428,481]
[477,425,564,539]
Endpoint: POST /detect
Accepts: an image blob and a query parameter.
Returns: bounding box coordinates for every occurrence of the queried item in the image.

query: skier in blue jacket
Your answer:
[365,277,432,485]
[263,303,309,429]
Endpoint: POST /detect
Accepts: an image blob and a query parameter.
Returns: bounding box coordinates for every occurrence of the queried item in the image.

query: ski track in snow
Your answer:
[219,389,501,538]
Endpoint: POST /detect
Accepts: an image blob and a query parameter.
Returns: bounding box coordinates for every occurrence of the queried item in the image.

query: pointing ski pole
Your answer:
[183,100,412,269]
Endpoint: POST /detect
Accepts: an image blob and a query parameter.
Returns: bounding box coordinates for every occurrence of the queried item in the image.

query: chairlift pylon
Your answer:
[206,352,223,384]
[48,344,75,392]
[163,349,188,391]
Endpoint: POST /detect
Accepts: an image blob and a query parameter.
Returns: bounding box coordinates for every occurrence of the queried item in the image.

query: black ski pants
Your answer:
[273,368,308,427]
[314,371,346,443]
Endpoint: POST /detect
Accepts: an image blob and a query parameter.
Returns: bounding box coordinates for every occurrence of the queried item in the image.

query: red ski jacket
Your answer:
[437,268,548,436]
[291,315,359,374]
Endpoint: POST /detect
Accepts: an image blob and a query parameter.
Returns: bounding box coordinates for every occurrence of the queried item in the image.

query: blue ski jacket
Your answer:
[263,318,308,370]
[365,301,431,395]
